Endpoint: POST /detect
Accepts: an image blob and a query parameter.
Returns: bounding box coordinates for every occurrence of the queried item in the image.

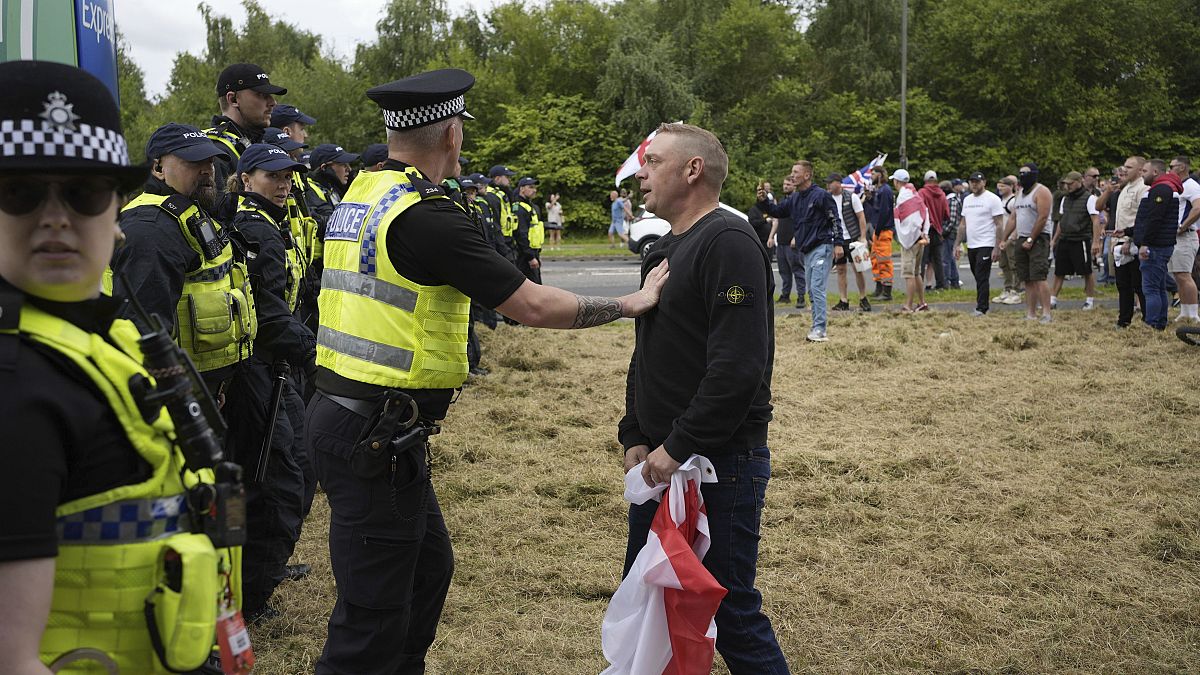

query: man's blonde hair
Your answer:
[655,122,728,191]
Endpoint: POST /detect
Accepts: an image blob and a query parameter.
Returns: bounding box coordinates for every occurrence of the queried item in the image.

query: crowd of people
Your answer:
[755,156,1200,340]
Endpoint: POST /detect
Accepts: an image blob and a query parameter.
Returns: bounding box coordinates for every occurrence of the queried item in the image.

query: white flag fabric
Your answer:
[600,455,726,675]
[614,128,659,187]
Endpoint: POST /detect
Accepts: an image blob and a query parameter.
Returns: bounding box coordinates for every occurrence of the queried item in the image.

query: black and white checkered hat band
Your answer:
[382,95,465,130]
[0,118,130,166]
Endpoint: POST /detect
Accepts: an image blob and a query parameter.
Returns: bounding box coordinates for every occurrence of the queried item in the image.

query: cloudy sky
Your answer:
[116,0,500,97]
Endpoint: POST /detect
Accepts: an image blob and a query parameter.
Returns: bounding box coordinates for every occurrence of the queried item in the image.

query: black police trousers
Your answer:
[307,393,454,675]
[518,254,542,285]
[223,355,305,615]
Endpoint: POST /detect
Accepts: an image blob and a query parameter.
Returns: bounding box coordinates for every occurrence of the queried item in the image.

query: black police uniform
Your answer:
[481,183,517,262]
[305,70,529,675]
[113,175,244,396]
[223,190,313,618]
[207,63,288,220]
[514,193,543,284]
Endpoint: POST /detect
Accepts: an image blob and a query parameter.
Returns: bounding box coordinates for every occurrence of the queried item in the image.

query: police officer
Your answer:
[514,176,545,284]
[361,143,389,172]
[483,164,518,260]
[0,60,243,675]
[305,68,668,675]
[264,125,324,336]
[205,63,288,216]
[308,143,359,207]
[113,123,256,400]
[223,144,316,622]
[264,125,308,160]
[270,103,317,145]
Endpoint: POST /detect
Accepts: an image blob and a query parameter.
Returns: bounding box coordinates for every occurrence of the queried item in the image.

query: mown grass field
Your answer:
[251,310,1200,674]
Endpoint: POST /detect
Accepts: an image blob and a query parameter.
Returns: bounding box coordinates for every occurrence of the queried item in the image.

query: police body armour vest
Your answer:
[317,168,471,390]
[516,199,544,250]
[120,194,257,372]
[2,303,232,674]
[497,189,517,238]
[238,196,306,313]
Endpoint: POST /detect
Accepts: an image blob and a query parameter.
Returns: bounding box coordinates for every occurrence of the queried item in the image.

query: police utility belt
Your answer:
[323,390,440,481]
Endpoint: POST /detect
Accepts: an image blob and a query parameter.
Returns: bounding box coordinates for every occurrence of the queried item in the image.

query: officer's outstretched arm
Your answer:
[496,259,668,329]
[0,558,55,674]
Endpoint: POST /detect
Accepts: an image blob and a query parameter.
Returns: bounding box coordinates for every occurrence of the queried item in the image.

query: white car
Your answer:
[627,202,749,258]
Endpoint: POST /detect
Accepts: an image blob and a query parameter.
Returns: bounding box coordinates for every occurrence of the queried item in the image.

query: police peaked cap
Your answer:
[367,68,476,131]
[0,60,146,191]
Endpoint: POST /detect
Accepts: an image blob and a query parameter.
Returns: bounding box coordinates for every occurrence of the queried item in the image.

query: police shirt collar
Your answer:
[0,275,121,335]
[241,192,288,222]
[211,115,263,144]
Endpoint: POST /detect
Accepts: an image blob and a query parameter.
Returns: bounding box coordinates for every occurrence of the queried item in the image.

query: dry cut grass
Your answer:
[250,310,1200,674]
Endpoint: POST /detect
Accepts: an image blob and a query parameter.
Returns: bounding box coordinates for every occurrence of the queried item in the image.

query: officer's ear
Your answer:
[152,158,165,179]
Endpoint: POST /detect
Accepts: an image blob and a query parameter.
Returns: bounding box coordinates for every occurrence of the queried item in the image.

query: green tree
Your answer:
[474,94,627,231]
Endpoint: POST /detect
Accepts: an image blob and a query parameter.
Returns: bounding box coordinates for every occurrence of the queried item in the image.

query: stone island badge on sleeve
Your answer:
[717,285,755,306]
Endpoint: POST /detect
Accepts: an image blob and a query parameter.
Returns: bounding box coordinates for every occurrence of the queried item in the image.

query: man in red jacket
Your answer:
[918,170,950,291]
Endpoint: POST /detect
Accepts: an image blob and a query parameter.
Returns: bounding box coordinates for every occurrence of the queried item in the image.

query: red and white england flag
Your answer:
[600,455,727,675]
[614,123,682,187]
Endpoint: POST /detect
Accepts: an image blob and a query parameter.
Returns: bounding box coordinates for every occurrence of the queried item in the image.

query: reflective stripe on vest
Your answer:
[316,168,471,390]
[120,193,257,372]
[4,304,234,673]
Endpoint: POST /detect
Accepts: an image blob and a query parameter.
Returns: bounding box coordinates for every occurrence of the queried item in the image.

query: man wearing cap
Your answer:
[484,164,518,259]
[1001,162,1054,322]
[892,169,930,312]
[264,126,307,160]
[361,143,389,172]
[222,143,315,622]
[308,144,359,207]
[514,176,545,283]
[270,103,317,145]
[305,68,668,674]
[113,123,256,398]
[826,173,871,312]
[1050,170,1102,311]
[954,171,1006,315]
[204,63,288,214]
[918,169,949,292]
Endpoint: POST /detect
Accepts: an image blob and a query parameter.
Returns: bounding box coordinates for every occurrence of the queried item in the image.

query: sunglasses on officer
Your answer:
[0,175,119,217]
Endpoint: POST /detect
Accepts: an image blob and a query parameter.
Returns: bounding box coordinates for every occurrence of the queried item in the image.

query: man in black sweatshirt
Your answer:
[619,123,788,674]
[1134,158,1183,330]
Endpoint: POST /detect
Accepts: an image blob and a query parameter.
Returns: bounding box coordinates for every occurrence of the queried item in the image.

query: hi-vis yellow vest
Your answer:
[497,189,516,238]
[516,200,544,250]
[293,172,324,264]
[316,167,471,390]
[203,126,246,162]
[120,194,257,372]
[2,303,233,674]
[237,196,305,313]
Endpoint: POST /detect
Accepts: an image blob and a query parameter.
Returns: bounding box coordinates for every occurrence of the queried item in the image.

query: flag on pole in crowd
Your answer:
[614,123,682,186]
[600,455,727,675]
[842,153,888,192]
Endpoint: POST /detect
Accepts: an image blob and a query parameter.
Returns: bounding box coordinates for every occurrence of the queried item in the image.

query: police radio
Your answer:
[121,276,247,549]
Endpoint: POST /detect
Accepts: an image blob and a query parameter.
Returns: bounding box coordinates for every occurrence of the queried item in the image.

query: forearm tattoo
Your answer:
[571,295,623,328]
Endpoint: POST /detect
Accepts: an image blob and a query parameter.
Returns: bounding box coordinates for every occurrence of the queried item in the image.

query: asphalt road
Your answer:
[541,256,1119,313]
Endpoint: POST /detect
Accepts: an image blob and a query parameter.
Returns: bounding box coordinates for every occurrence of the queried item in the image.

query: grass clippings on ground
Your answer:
[251,310,1200,674]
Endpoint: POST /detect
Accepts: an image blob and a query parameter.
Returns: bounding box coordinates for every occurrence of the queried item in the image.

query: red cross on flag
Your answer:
[614,123,683,186]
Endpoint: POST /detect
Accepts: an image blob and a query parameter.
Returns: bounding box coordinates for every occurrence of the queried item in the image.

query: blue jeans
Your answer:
[804,243,833,332]
[942,235,961,286]
[624,448,789,675]
[777,245,805,297]
[1141,245,1174,329]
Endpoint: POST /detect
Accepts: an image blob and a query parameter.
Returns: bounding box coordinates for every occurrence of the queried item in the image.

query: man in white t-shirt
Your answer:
[827,173,871,312]
[954,171,1006,315]
[1168,155,1200,321]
